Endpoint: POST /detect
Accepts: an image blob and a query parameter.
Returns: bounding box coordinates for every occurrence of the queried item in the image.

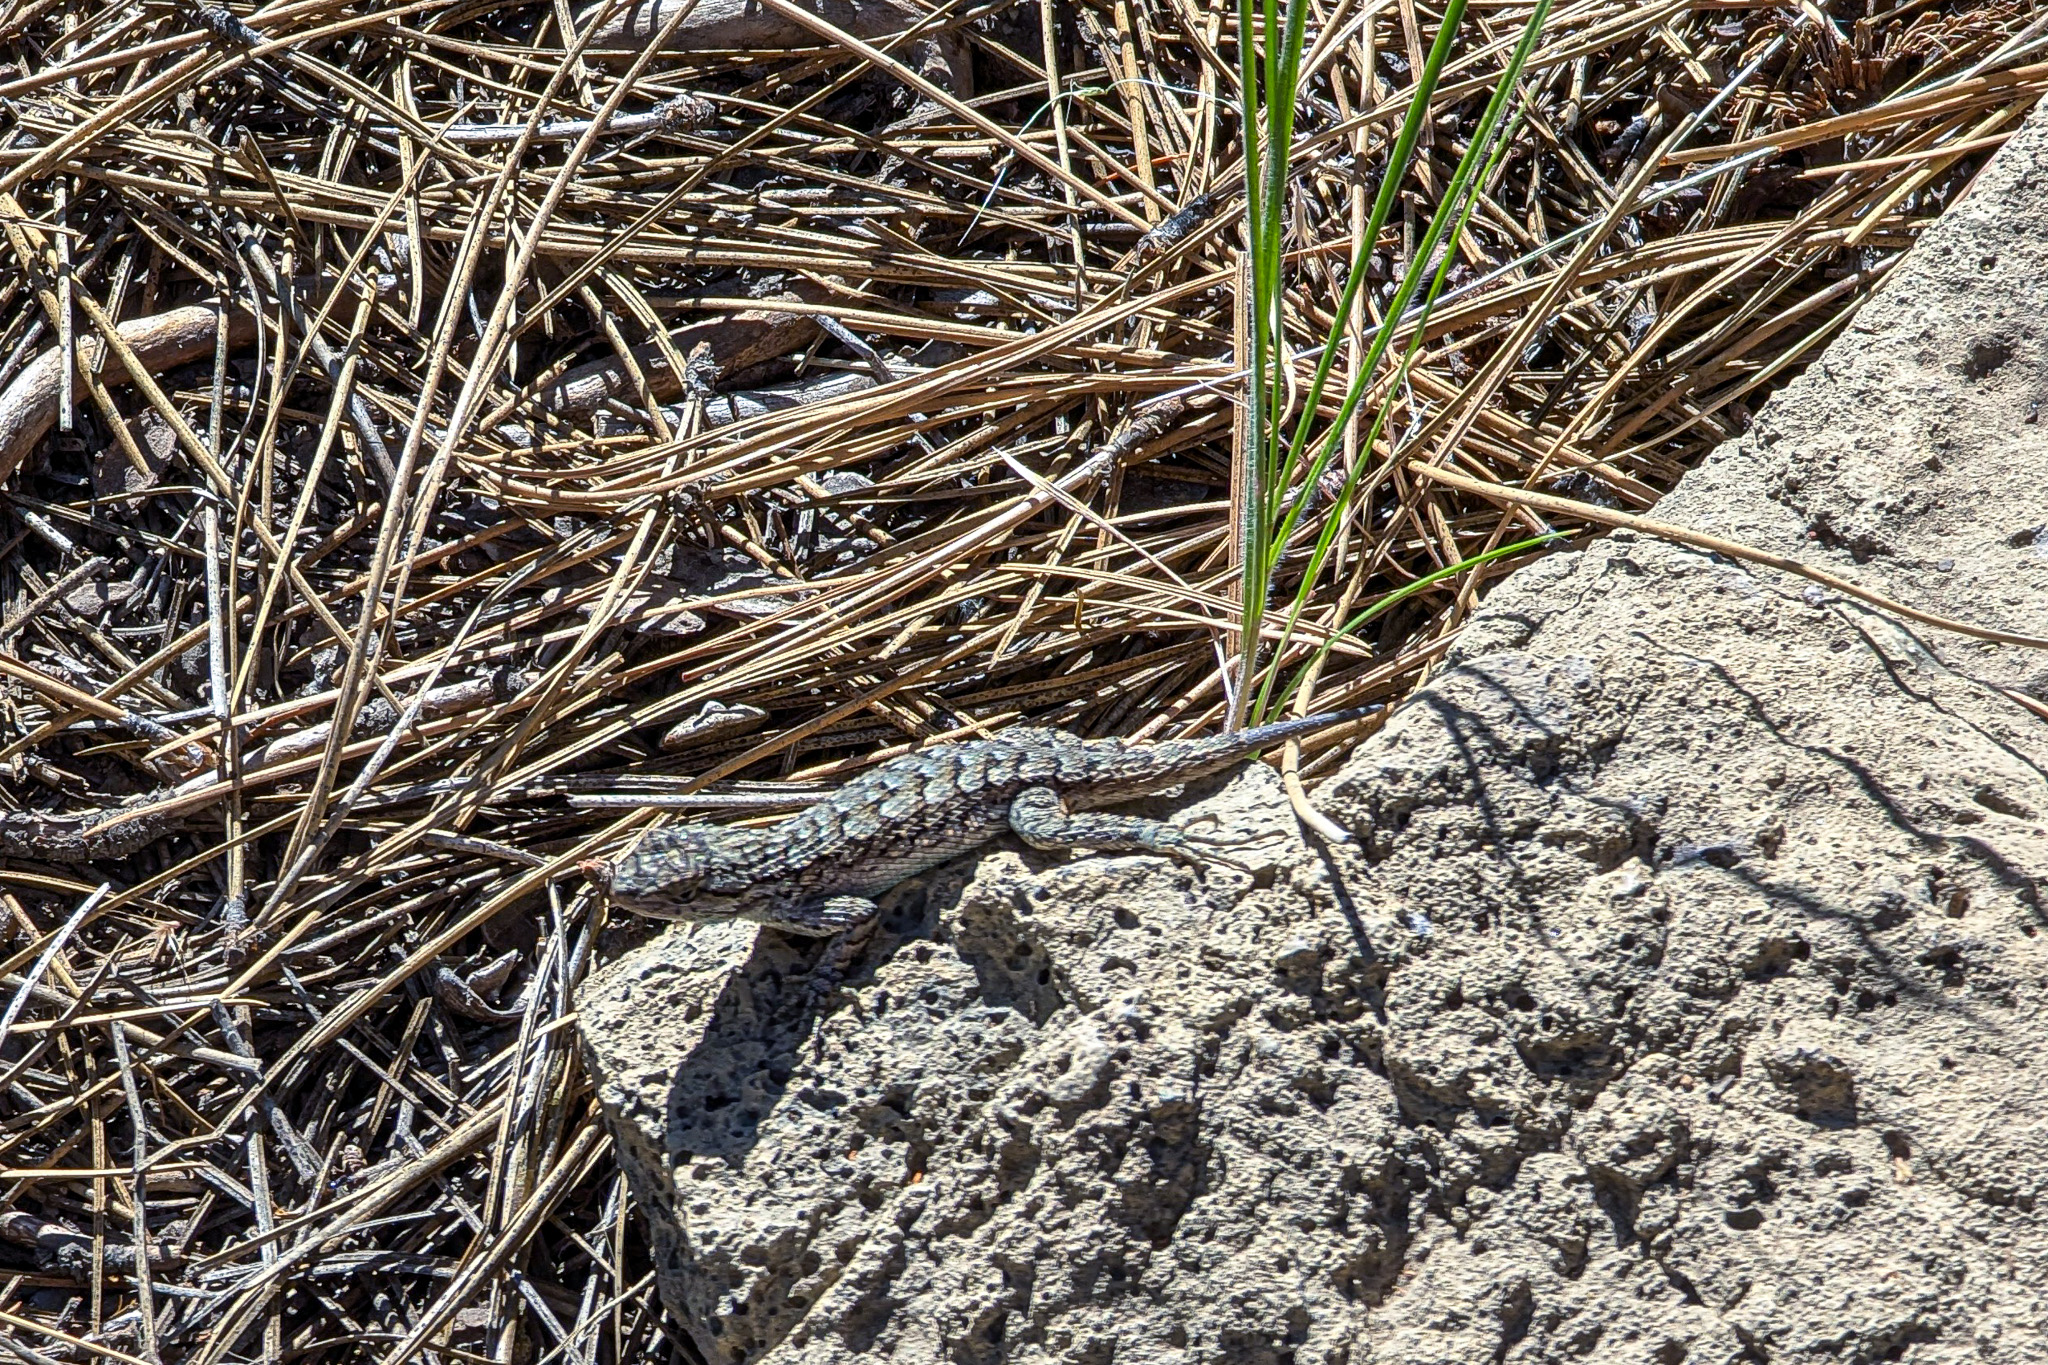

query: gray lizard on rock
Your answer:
[586,708,1377,935]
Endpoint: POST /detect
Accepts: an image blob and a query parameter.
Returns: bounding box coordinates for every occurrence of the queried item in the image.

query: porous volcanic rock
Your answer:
[578,102,2048,1363]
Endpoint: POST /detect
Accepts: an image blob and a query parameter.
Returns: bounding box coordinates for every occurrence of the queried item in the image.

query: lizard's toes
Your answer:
[1164,823,1253,874]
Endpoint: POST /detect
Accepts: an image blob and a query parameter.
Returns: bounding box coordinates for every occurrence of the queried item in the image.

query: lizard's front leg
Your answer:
[745,894,879,937]
[748,894,883,1012]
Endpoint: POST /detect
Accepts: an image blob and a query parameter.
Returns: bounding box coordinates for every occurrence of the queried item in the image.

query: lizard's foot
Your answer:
[1164,818,1254,874]
[800,907,884,1017]
[1100,818,1253,874]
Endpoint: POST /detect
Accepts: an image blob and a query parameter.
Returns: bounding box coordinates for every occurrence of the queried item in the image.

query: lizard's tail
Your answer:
[1228,705,1385,752]
[1080,705,1385,803]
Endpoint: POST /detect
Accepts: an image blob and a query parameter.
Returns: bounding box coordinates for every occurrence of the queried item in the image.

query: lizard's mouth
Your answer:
[577,855,712,919]
[600,890,733,922]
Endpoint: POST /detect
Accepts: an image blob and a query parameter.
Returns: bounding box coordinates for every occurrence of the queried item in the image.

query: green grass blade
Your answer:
[1263,534,1566,720]
[1248,103,1530,722]
[1237,0,1554,721]
[1234,0,1467,723]
[1279,0,1470,474]
[1277,0,1553,556]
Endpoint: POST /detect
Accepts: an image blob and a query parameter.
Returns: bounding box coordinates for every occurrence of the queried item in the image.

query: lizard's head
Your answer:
[585,825,754,921]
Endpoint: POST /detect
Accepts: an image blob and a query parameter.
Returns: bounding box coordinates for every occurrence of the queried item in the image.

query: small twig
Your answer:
[105,1022,161,1361]
[0,883,103,1042]
[0,551,106,640]
[431,92,716,145]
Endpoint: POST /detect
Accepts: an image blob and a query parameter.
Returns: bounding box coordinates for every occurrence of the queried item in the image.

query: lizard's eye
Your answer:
[602,827,708,910]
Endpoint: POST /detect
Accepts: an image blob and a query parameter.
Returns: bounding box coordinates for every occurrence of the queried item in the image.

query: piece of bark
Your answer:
[700,366,882,426]
[92,404,177,505]
[0,304,258,484]
[0,796,184,862]
[533,289,829,418]
[240,667,535,770]
[539,575,711,638]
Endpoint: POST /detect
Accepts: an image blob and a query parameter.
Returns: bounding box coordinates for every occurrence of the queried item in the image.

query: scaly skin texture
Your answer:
[591,709,1374,935]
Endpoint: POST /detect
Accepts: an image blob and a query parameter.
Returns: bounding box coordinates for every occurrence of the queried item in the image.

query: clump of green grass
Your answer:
[1232,0,1555,725]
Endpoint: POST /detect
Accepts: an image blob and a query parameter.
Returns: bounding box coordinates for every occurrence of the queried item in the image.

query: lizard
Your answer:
[584,706,1378,936]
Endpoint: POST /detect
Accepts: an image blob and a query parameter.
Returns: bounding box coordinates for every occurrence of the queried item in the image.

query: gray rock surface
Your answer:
[579,104,2048,1363]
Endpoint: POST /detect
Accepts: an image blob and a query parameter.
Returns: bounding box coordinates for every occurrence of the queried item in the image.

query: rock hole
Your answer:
[1662,1265,1706,1307]
[1973,787,2036,819]
[1868,895,1914,931]
[1918,943,1966,987]
[1962,336,2012,379]
[1492,1281,1535,1364]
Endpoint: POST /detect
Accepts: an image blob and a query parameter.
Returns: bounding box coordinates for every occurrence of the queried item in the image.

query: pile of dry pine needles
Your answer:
[0,0,2042,1357]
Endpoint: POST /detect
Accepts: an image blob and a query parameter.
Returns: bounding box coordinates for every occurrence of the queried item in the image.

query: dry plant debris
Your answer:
[0,0,2041,1358]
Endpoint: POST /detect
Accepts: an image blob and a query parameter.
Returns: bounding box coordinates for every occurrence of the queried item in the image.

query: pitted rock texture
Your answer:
[581,772,1410,1363]
[578,103,2048,1363]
